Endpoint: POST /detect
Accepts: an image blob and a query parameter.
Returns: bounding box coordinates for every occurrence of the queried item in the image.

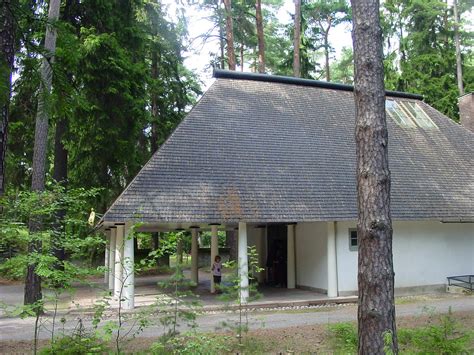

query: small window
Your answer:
[385,100,416,127]
[399,101,437,129]
[349,229,358,251]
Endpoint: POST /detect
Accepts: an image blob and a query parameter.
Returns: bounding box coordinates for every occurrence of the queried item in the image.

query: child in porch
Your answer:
[211,255,222,293]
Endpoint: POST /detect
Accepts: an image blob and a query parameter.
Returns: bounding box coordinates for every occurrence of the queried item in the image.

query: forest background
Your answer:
[1,0,472,224]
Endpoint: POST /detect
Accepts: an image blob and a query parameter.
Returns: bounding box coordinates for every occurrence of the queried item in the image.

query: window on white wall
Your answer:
[349,229,358,251]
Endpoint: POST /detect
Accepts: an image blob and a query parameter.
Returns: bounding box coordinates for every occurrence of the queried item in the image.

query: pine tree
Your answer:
[25,0,62,306]
[0,0,17,195]
[351,0,397,352]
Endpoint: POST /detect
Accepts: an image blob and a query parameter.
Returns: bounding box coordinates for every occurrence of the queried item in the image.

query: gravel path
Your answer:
[1,294,473,341]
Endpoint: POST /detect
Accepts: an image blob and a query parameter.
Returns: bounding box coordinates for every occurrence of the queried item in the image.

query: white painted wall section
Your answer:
[336,221,474,293]
[295,222,328,291]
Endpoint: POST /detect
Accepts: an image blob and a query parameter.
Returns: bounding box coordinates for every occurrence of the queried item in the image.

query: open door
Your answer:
[266,224,287,287]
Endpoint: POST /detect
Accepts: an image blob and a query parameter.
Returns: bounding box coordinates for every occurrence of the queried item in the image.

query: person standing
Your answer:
[211,255,222,293]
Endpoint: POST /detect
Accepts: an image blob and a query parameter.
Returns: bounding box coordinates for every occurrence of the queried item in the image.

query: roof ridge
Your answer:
[213,69,424,100]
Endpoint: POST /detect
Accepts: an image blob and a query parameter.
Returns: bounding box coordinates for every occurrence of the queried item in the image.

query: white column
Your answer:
[191,229,199,285]
[123,224,135,310]
[104,229,111,283]
[108,227,116,290]
[114,224,124,298]
[327,222,338,298]
[287,224,296,289]
[210,225,219,293]
[238,222,249,304]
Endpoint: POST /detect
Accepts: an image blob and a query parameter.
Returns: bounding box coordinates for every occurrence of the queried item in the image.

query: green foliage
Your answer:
[0,186,102,282]
[150,333,233,354]
[6,0,201,211]
[40,324,110,354]
[382,0,474,120]
[398,308,473,353]
[218,245,264,344]
[328,309,474,354]
[327,322,358,353]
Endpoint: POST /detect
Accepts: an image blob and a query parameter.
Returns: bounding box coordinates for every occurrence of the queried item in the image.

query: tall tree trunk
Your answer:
[293,0,301,77]
[222,0,236,70]
[25,0,61,306]
[351,0,397,353]
[51,0,76,269]
[255,0,265,73]
[453,0,464,96]
[240,43,244,71]
[324,30,330,81]
[217,0,226,70]
[0,0,16,196]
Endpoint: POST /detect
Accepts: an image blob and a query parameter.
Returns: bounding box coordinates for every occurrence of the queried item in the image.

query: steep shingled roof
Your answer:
[102,71,474,223]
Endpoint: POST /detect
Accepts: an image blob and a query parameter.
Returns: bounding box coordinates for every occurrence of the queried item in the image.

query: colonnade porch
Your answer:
[101,221,340,310]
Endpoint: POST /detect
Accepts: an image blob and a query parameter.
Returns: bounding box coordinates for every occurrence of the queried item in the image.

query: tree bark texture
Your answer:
[453,0,464,96]
[351,0,397,353]
[324,30,331,81]
[223,0,236,70]
[25,0,61,306]
[31,0,60,193]
[0,0,16,196]
[255,0,265,73]
[293,0,301,78]
[217,0,225,70]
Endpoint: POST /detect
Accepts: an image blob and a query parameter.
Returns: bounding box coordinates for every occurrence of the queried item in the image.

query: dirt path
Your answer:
[1,294,473,343]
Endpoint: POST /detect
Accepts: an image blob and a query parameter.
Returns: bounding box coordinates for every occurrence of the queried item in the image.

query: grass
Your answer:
[327,309,474,354]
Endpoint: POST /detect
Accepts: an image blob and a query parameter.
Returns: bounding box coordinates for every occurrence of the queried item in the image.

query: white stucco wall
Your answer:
[295,222,328,291]
[336,221,474,293]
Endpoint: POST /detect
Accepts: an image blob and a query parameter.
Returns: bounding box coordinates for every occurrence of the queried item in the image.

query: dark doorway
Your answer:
[266,224,287,287]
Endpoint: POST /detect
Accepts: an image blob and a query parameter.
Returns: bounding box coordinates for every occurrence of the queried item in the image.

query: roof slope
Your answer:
[103,72,474,223]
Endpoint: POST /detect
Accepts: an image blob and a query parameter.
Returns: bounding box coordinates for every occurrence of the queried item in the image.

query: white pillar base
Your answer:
[114,225,124,299]
[104,230,110,283]
[108,228,116,290]
[122,225,134,310]
[238,222,249,304]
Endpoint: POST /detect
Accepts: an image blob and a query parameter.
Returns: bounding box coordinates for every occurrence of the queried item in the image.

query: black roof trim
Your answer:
[213,69,424,100]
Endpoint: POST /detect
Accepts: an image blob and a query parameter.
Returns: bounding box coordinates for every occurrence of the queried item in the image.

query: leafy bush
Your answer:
[151,333,232,354]
[328,322,358,353]
[328,309,473,354]
[40,333,109,354]
[399,309,473,353]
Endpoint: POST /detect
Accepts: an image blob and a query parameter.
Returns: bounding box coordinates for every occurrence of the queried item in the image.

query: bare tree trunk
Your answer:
[0,0,16,196]
[351,0,397,353]
[217,0,225,70]
[293,0,301,77]
[324,31,330,81]
[453,0,464,96]
[223,0,236,70]
[240,43,244,71]
[255,0,265,73]
[25,0,61,306]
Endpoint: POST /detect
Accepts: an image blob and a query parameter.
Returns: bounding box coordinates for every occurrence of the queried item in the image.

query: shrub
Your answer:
[328,322,358,353]
[150,333,233,354]
[40,334,109,354]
